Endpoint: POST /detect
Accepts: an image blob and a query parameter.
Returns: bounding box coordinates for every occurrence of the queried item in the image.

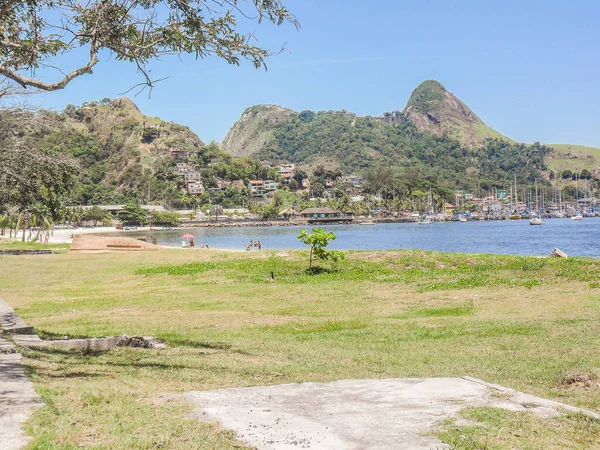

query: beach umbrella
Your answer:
[181,234,195,239]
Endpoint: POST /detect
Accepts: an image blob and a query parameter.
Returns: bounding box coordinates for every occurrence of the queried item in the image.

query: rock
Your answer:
[116,334,166,349]
[549,248,568,258]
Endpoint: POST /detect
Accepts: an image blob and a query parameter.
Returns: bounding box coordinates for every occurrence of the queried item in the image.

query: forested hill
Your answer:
[30,97,205,206]
[252,110,551,190]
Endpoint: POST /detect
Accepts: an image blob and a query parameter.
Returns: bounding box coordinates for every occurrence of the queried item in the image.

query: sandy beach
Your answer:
[46,227,157,244]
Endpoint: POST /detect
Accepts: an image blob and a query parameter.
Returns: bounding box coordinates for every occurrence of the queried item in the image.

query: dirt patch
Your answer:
[558,369,600,390]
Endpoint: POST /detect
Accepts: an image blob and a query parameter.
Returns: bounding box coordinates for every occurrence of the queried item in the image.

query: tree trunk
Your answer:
[309,246,313,269]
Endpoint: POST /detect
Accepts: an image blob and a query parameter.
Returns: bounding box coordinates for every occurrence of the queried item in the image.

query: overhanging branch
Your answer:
[0,52,99,91]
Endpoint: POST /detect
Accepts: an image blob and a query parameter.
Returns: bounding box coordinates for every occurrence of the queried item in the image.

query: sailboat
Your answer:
[572,175,583,220]
[530,180,543,225]
[418,189,435,224]
[530,216,543,225]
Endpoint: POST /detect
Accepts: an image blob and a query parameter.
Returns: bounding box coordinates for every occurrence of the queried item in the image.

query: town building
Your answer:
[293,207,352,224]
[187,181,204,194]
[248,180,265,197]
[184,171,201,182]
[264,180,278,192]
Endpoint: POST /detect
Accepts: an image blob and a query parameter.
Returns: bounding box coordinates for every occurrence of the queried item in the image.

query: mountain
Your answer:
[221,80,599,183]
[32,97,205,206]
[403,80,510,147]
[222,105,295,157]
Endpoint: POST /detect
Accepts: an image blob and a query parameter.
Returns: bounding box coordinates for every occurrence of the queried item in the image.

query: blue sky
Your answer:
[27,0,600,147]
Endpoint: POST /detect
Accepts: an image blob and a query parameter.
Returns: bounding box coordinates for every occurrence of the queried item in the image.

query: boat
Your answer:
[418,188,436,224]
[458,216,467,222]
[509,214,522,220]
[359,220,376,225]
[529,217,543,225]
[572,213,583,221]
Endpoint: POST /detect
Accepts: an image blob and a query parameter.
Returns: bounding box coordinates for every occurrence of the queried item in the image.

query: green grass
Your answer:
[0,249,599,448]
[0,239,70,252]
[390,302,474,319]
[547,143,600,171]
[437,407,600,449]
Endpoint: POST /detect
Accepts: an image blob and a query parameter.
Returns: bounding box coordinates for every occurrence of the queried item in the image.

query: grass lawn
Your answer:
[0,239,70,252]
[547,143,600,172]
[1,249,599,448]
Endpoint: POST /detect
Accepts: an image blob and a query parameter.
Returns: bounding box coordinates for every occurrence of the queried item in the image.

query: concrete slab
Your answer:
[187,377,600,450]
[0,353,43,450]
[0,297,33,335]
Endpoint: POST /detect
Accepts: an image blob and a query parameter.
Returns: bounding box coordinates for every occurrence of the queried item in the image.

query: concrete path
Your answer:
[0,350,43,450]
[0,297,43,450]
[187,377,600,450]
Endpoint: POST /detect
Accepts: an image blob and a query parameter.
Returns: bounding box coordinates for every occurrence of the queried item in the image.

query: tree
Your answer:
[208,204,223,220]
[299,110,315,122]
[297,228,343,270]
[149,211,181,228]
[365,166,396,197]
[289,179,299,191]
[310,182,325,198]
[0,107,77,235]
[83,205,107,226]
[0,1,298,93]
[118,202,147,226]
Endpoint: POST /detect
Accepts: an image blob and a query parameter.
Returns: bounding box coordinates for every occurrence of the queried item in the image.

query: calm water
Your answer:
[113,218,600,258]
[111,218,600,258]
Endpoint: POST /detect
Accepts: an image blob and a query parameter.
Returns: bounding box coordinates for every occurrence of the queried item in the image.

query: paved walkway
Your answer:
[187,377,600,450]
[0,298,43,450]
[0,350,43,450]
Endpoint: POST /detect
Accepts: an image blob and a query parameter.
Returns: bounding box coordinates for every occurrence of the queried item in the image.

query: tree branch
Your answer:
[0,52,99,91]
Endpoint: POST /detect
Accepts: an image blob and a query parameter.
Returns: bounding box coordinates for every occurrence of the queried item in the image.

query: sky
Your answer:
[23,0,600,147]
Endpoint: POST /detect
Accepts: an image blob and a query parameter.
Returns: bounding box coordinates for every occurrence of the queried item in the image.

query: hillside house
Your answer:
[264,180,278,192]
[248,180,265,197]
[278,164,295,184]
[184,171,201,182]
[187,181,204,195]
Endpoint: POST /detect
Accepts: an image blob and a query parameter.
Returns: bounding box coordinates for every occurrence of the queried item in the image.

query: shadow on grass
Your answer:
[163,338,252,355]
[304,266,337,275]
[22,347,202,372]
[35,329,98,340]
[163,339,233,350]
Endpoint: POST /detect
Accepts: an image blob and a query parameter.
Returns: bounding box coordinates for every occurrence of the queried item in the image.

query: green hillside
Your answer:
[254,110,551,191]
[10,97,207,208]
[546,143,600,172]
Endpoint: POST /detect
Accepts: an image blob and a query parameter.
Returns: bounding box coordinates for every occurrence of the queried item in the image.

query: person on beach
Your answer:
[257,240,262,251]
[189,238,195,248]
